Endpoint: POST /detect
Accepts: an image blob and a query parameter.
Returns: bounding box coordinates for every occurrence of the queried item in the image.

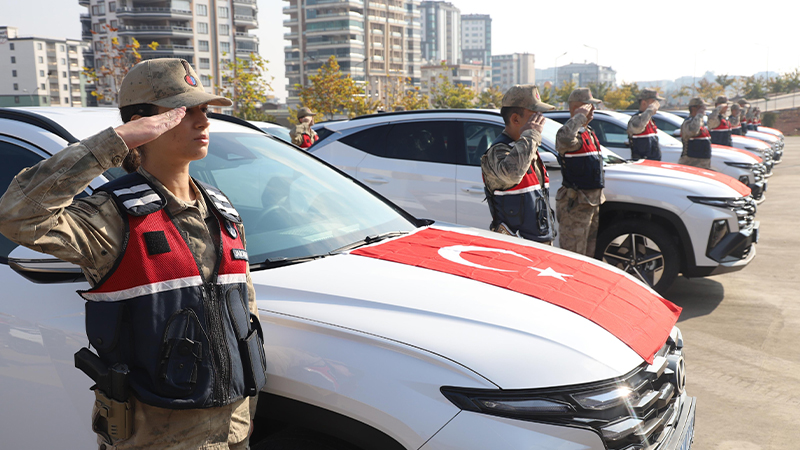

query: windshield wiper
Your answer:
[331,231,409,253]
[252,254,329,270]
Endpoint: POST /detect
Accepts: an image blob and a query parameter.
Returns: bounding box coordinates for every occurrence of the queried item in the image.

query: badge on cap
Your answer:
[225,220,238,239]
[535,89,541,101]
[181,59,198,86]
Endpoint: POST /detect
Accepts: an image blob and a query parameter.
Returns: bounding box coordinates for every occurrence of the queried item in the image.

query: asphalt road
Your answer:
[663,137,800,450]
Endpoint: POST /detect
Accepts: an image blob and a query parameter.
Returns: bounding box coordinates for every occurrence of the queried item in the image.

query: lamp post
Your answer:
[554,51,567,91]
[584,44,598,85]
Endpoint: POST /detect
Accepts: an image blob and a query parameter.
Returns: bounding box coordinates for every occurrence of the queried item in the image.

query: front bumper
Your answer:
[708,221,759,275]
[748,181,766,204]
[659,395,696,450]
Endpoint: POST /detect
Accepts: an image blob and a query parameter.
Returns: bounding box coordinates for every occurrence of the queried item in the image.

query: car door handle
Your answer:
[363,176,389,185]
[462,186,485,194]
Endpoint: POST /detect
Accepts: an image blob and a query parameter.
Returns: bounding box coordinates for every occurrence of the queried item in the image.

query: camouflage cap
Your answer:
[118,58,232,108]
[567,87,603,105]
[501,85,555,112]
[715,95,729,106]
[731,103,741,111]
[638,88,665,101]
[738,99,750,107]
[297,106,316,118]
[688,97,710,108]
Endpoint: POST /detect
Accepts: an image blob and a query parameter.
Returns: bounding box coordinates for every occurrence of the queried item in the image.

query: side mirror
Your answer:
[8,246,85,284]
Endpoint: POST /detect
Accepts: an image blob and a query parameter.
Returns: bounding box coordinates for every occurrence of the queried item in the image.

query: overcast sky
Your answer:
[3,0,798,101]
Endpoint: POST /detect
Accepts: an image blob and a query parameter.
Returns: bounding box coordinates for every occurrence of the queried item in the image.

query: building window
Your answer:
[62,71,67,78]
[41,83,45,90]
[60,58,66,65]
[201,75,211,87]
[220,42,230,53]
[198,22,208,34]
[12,70,17,77]
[60,45,65,52]
[198,40,209,52]
[40,70,45,77]
[110,20,117,29]
[199,57,210,69]
[38,56,43,63]
[218,6,229,18]
[9,43,14,50]
[65,97,69,104]
[10,56,15,64]
[37,42,43,50]
[63,84,68,90]
[108,1,116,12]
[219,24,229,35]
[14,96,20,104]
[197,4,208,16]
[13,83,19,91]
[92,3,105,15]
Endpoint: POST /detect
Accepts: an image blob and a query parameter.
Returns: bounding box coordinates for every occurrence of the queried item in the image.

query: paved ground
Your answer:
[663,137,800,450]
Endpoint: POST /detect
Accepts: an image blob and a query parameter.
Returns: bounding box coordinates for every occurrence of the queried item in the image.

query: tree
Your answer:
[386,77,429,111]
[538,84,556,105]
[347,89,382,118]
[475,86,503,109]
[217,53,274,121]
[743,75,767,99]
[429,69,475,109]
[294,56,360,121]
[695,79,725,101]
[767,74,787,97]
[555,80,577,104]
[730,76,748,98]
[83,24,159,104]
[603,85,635,110]
[715,74,735,96]
[619,82,641,106]
[785,69,800,97]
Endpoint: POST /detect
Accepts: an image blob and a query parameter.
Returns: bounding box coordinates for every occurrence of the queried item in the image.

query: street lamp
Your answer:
[554,51,567,89]
[584,44,599,85]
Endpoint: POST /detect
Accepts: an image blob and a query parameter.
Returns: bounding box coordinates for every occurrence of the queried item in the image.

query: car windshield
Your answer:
[188,131,415,265]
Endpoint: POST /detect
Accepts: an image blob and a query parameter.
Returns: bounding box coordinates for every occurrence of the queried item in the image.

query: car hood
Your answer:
[250,225,675,389]
[608,160,751,198]
[733,135,771,151]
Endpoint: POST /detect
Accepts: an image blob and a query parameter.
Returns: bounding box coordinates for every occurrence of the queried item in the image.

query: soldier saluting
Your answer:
[627,88,665,161]
[708,95,732,147]
[481,85,556,244]
[678,97,713,169]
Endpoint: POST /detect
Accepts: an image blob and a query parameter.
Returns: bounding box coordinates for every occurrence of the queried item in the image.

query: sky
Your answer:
[3,0,799,102]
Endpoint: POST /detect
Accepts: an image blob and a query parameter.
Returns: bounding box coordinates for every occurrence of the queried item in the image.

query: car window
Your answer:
[383,121,458,164]
[0,140,46,260]
[461,122,503,166]
[591,120,628,146]
[339,125,391,154]
[653,117,679,134]
[189,132,414,264]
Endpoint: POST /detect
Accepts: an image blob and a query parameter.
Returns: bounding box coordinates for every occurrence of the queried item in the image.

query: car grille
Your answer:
[734,196,757,230]
[592,338,687,450]
[752,164,766,184]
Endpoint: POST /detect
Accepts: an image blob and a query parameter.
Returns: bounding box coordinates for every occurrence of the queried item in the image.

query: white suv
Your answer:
[0,108,694,450]
[311,110,759,294]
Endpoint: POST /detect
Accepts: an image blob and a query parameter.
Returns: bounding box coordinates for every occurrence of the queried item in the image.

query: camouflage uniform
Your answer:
[678,98,712,169]
[481,129,545,193]
[0,128,257,450]
[290,122,318,148]
[555,104,605,257]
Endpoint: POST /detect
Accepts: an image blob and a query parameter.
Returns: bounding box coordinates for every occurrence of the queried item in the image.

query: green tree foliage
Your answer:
[348,90,382,118]
[294,56,360,121]
[387,77,429,111]
[715,74,735,96]
[586,82,612,101]
[603,85,635,110]
[556,80,577,104]
[428,64,476,109]
[475,86,504,109]
[538,84,556,105]
[695,79,725,102]
[218,53,274,121]
[743,75,767,99]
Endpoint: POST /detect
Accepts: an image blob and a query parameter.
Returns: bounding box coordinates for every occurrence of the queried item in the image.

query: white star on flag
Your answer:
[530,266,572,282]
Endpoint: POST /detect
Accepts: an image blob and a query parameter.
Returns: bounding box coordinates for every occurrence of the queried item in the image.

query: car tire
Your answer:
[595,220,680,295]
[251,429,357,450]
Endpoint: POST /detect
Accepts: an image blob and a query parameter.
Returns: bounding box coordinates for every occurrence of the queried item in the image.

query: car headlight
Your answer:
[708,219,730,251]
[441,336,687,450]
[689,196,756,229]
[725,162,755,169]
[738,175,749,184]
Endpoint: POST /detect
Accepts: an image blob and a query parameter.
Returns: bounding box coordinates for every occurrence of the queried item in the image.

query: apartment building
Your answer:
[420,62,490,97]
[491,53,535,92]
[554,62,616,87]
[419,0,460,65]
[80,0,259,107]
[460,14,490,66]
[0,26,88,107]
[283,0,421,108]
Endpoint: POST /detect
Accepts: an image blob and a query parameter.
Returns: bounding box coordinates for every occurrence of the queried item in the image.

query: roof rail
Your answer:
[0,108,80,144]
[349,108,502,121]
[207,112,268,134]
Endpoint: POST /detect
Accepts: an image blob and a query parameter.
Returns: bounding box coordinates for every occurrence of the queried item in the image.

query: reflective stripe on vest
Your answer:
[630,117,661,160]
[710,115,732,146]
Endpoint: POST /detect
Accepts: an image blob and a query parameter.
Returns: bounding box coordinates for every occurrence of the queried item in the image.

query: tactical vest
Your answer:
[559,128,605,190]
[484,134,555,243]
[730,115,742,135]
[686,125,712,159]
[630,115,661,160]
[710,115,732,147]
[79,173,267,410]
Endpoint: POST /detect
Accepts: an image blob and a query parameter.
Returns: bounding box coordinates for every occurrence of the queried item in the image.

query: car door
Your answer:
[590,118,634,159]
[353,121,459,223]
[455,121,503,228]
[0,136,96,449]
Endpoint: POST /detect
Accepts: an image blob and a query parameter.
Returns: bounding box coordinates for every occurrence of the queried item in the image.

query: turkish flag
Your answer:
[637,159,751,197]
[351,228,681,364]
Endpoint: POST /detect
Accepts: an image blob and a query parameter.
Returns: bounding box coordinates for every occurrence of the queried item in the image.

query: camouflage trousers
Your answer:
[95,396,254,450]
[677,155,712,169]
[555,187,603,257]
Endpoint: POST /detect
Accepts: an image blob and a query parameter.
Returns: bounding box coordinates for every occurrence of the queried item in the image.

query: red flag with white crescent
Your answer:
[351,228,681,363]
[636,159,751,197]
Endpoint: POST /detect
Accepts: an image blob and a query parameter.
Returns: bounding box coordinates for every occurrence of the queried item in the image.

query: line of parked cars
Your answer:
[0,107,695,450]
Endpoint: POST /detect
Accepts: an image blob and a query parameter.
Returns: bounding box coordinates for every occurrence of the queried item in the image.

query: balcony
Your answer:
[115,7,193,20]
[118,25,194,38]
[138,44,195,56]
[78,0,89,6]
[233,15,258,29]
[233,0,257,4]
[235,32,258,42]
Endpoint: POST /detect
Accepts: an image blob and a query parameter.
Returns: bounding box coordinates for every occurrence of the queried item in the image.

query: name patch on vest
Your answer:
[231,248,249,261]
[143,231,171,255]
